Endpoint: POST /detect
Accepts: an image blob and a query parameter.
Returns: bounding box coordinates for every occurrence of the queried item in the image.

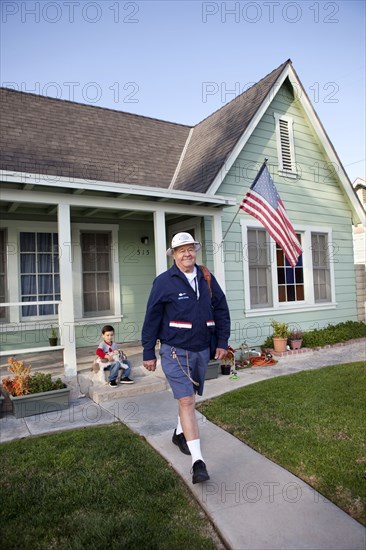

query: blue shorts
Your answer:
[159,343,210,399]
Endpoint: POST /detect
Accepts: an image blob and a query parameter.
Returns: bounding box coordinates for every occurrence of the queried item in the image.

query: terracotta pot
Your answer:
[272,337,288,353]
[289,339,302,350]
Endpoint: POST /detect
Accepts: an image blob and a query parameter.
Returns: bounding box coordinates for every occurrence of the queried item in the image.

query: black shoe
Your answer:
[109,380,118,387]
[172,429,191,455]
[192,460,210,484]
[120,377,134,384]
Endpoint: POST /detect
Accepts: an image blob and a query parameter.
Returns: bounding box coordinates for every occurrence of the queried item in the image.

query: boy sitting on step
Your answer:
[96,325,134,387]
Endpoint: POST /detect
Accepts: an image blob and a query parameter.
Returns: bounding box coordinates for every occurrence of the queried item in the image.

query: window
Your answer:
[81,232,113,316]
[248,229,272,308]
[242,221,335,315]
[20,232,60,318]
[276,235,304,303]
[0,229,7,320]
[274,113,297,176]
[311,233,331,302]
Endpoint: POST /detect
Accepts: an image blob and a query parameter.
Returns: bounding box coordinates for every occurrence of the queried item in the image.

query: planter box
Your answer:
[205,360,220,380]
[9,387,70,419]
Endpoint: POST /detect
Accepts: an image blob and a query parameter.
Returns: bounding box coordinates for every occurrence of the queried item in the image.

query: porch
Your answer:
[0,342,168,405]
[1,173,236,379]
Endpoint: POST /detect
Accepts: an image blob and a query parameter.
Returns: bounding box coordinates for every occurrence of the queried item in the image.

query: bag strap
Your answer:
[199,265,212,298]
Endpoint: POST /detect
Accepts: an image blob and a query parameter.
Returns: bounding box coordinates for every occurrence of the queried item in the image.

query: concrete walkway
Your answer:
[1,340,365,549]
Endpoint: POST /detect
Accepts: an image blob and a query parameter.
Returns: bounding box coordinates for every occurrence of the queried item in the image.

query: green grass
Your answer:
[0,424,220,549]
[197,362,366,525]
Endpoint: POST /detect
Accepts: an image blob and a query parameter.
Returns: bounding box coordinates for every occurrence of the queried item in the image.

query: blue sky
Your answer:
[1,0,365,182]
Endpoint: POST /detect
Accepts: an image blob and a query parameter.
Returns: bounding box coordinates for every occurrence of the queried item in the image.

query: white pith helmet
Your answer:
[166,232,201,256]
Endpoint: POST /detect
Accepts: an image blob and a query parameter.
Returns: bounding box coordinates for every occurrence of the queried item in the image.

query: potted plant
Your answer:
[221,346,235,375]
[235,342,251,369]
[1,357,70,418]
[49,325,58,346]
[288,330,304,350]
[270,320,290,353]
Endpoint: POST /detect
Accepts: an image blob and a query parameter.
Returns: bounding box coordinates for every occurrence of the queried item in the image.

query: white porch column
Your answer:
[58,203,77,377]
[153,210,167,276]
[212,212,226,293]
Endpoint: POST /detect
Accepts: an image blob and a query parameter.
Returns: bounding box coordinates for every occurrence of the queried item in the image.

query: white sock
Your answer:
[187,439,204,465]
[176,416,183,435]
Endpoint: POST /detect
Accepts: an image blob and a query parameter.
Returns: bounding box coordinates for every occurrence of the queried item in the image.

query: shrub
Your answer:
[262,321,366,350]
[1,357,65,397]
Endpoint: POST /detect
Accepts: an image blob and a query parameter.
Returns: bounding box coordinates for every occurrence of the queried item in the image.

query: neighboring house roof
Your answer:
[353,177,366,191]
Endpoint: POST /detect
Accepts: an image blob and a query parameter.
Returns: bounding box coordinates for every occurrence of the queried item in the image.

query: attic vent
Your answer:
[279,119,292,171]
[274,113,297,177]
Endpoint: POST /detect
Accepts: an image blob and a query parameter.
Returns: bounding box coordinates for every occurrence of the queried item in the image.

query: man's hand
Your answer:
[214,348,226,361]
[143,359,157,372]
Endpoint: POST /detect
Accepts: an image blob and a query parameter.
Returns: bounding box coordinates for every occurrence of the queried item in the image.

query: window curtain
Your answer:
[20,232,60,317]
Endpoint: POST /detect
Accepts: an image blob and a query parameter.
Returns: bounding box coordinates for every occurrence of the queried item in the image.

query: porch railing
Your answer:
[0,300,63,357]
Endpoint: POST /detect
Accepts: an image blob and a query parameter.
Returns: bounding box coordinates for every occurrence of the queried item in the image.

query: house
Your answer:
[1,59,364,376]
[352,177,366,321]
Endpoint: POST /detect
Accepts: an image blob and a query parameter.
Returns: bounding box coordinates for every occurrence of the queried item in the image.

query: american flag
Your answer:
[240,162,302,267]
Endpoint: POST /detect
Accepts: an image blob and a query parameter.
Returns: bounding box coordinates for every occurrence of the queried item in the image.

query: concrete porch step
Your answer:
[88,373,168,404]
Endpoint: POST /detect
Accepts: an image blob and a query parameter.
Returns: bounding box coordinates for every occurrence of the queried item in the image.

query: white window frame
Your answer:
[273,112,298,178]
[72,223,121,322]
[241,219,337,317]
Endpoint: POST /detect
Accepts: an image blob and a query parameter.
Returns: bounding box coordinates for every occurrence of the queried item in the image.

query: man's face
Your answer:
[103,330,114,344]
[173,245,196,273]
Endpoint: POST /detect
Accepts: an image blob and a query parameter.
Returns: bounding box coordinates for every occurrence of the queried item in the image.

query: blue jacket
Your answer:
[142,263,230,360]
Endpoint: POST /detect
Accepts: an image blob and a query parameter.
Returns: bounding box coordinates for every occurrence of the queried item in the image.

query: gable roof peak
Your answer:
[195,59,292,128]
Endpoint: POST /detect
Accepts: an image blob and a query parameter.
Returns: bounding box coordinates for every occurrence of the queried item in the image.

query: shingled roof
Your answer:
[0,90,191,188]
[0,60,290,193]
[172,59,290,193]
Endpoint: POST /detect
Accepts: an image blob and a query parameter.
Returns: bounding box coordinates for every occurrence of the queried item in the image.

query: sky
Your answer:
[1,0,365,182]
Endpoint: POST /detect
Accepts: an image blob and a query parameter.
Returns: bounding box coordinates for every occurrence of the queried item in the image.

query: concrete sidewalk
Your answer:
[1,340,365,549]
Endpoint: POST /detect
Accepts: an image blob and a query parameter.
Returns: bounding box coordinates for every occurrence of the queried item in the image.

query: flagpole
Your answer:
[221,158,269,243]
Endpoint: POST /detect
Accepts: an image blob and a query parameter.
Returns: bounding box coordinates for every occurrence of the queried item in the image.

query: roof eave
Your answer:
[0,170,236,207]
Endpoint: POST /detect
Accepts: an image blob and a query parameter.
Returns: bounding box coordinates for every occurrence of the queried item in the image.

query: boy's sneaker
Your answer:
[120,377,134,384]
[109,380,118,387]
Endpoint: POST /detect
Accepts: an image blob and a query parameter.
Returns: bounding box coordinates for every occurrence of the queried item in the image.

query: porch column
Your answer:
[58,203,77,377]
[212,212,226,293]
[153,210,167,276]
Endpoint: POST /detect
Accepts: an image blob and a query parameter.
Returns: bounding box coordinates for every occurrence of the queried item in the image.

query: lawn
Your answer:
[0,424,221,549]
[197,361,366,525]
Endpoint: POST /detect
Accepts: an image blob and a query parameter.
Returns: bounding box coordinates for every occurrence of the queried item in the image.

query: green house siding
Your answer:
[216,81,357,348]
